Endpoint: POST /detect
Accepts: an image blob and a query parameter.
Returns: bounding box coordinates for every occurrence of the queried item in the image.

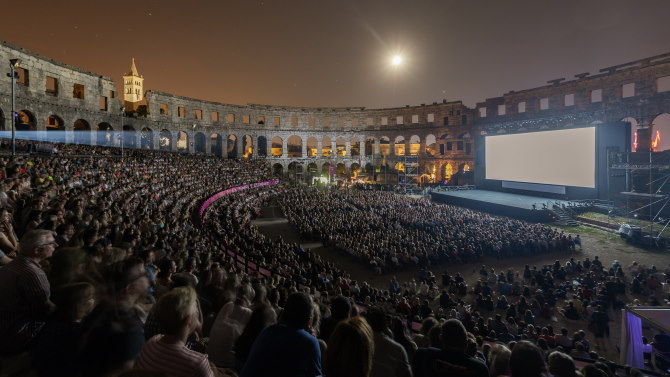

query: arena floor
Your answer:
[253,199,670,364]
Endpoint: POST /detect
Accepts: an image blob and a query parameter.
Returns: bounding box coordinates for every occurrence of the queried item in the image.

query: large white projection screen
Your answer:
[485,127,596,188]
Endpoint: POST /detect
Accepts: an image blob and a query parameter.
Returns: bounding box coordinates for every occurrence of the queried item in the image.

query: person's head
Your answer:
[280,291,314,329]
[510,341,546,377]
[364,306,387,333]
[19,229,58,261]
[325,316,374,377]
[548,351,576,377]
[52,282,96,322]
[582,364,608,377]
[48,247,87,288]
[330,295,352,321]
[489,345,512,377]
[155,286,200,336]
[105,256,149,305]
[440,319,468,352]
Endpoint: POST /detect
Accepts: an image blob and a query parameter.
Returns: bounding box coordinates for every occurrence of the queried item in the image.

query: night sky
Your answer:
[2,0,670,109]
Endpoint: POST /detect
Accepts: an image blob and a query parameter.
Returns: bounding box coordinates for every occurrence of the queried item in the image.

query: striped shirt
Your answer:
[0,256,50,354]
[135,335,214,377]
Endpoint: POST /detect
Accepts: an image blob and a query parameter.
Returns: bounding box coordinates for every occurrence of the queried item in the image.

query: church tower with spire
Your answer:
[123,58,144,104]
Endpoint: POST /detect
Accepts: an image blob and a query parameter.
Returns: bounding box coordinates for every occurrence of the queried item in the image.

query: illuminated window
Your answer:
[463,164,470,172]
[45,76,58,96]
[73,83,85,99]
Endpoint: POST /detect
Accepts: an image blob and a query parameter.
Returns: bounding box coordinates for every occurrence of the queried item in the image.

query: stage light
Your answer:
[391,55,403,66]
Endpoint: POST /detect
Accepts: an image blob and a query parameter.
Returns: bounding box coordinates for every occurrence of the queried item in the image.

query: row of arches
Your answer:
[272,161,472,183]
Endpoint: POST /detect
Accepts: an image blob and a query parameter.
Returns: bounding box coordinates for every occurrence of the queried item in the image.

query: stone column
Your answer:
[389,139,396,156]
[236,135,244,158]
[282,137,288,158]
[374,139,380,155]
[359,140,365,157]
[204,133,212,155]
[302,138,308,158]
[345,140,351,157]
[405,139,411,156]
[317,140,322,157]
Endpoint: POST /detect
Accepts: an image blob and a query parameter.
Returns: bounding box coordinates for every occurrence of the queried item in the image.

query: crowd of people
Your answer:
[278,188,577,272]
[0,141,667,377]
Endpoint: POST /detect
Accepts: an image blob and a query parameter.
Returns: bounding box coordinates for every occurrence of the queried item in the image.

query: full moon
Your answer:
[391,55,403,66]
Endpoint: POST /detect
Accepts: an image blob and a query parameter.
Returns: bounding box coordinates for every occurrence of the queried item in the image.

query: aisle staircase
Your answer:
[551,206,579,226]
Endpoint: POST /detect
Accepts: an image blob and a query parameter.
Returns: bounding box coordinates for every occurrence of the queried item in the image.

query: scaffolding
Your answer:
[398,155,420,186]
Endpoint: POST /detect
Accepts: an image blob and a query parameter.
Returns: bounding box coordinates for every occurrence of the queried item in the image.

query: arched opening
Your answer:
[621,117,639,152]
[394,135,405,156]
[242,135,253,157]
[159,129,172,151]
[379,136,390,156]
[335,163,346,178]
[46,115,66,143]
[409,135,421,156]
[227,135,238,158]
[140,127,153,149]
[122,125,137,148]
[257,136,268,157]
[425,134,437,156]
[322,136,332,157]
[322,162,331,177]
[350,137,360,156]
[350,163,361,179]
[271,136,283,157]
[195,132,207,154]
[422,162,437,183]
[73,119,91,145]
[365,136,375,155]
[364,163,374,176]
[307,163,318,184]
[651,113,670,152]
[336,137,346,157]
[287,162,303,184]
[272,163,284,178]
[17,110,36,133]
[97,123,113,146]
[394,162,405,172]
[287,135,302,158]
[177,131,189,152]
[210,133,223,156]
[306,137,318,157]
[444,163,454,182]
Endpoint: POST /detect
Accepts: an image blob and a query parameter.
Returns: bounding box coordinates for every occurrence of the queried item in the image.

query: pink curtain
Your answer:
[621,311,644,368]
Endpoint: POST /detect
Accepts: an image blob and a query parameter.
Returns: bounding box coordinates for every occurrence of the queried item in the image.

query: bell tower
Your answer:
[123,58,144,103]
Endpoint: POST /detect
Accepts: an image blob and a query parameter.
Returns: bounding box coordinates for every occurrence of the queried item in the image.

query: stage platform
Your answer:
[430,189,568,222]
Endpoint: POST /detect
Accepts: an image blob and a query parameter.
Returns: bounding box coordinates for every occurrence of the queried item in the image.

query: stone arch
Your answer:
[257,135,268,157]
[350,162,361,179]
[123,125,137,148]
[307,162,319,183]
[409,135,420,156]
[336,137,346,157]
[394,135,405,156]
[272,163,284,178]
[306,136,318,157]
[444,162,454,181]
[350,137,360,157]
[651,113,670,152]
[287,161,304,183]
[227,135,238,158]
[17,110,36,132]
[365,136,375,155]
[422,162,437,183]
[379,136,390,156]
[438,133,451,140]
[335,163,346,177]
[46,115,66,143]
[621,117,639,152]
[425,134,437,156]
[194,132,207,153]
[322,162,331,176]
[176,131,189,151]
[73,119,91,145]
[322,136,332,157]
[140,127,153,149]
[394,161,405,172]
[210,133,223,156]
[271,136,283,157]
[287,135,302,158]
[242,134,253,157]
[97,122,114,146]
[159,129,172,151]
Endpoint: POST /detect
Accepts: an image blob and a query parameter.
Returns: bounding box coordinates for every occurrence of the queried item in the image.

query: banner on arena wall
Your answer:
[199,180,280,218]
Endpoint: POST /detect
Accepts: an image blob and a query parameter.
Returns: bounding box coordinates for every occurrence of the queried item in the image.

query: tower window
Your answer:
[45,76,58,96]
[73,83,85,99]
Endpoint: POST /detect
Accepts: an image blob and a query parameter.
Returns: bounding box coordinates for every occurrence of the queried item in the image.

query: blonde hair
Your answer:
[325,316,374,377]
[155,286,198,334]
